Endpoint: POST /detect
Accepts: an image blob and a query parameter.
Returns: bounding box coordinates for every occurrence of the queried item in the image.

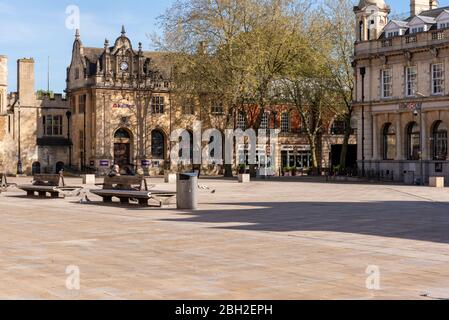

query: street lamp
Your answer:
[414,91,425,186]
[17,100,23,175]
[360,67,366,177]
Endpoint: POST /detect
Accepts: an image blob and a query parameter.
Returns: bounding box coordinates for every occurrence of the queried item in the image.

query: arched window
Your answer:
[359,21,364,41]
[433,121,448,160]
[382,123,396,160]
[151,130,165,159]
[406,122,420,160]
[32,162,41,175]
[114,128,131,139]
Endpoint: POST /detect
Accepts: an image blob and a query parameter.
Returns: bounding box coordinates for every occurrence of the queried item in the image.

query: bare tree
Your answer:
[322,0,355,170]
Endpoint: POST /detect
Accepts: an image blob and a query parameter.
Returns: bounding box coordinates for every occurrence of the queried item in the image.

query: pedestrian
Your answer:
[108,165,121,178]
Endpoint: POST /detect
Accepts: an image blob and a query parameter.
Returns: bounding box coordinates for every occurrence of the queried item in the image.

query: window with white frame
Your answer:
[381,69,392,98]
[151,96,165,114]
[439,22,449,29]
[432,63,444,95]
[260,112,269,129]
[406,66,417,97]
[281,112,291,133]
[411,26,425,34]
[211,103,224,114]
[236,111,246,130]
[387,31,400,38]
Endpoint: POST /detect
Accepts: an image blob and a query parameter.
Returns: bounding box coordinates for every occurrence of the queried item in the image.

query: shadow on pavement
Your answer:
[160,200,449,244]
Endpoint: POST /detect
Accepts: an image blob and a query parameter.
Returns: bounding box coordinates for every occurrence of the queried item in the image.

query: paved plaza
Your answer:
[1,177,449,299]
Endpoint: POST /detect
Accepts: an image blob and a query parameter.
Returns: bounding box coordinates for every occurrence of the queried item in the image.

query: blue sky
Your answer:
[0,0,448,93]
[0,0,175,93]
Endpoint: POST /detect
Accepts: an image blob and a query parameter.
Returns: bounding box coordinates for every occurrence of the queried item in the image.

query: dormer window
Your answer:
[387,31,400,38]
[408,15,435,35]
[383,21,408,39]
[436,10,449,30]
[411,27,425,34]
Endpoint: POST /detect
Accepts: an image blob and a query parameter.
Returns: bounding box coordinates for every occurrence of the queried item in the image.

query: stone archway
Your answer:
[55,162,65,174]
[114,128,133,168]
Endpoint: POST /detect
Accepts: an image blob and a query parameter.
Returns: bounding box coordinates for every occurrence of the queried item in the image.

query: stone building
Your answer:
[67,27,356,176]
[353,0,449,184]
[0,57,70,175]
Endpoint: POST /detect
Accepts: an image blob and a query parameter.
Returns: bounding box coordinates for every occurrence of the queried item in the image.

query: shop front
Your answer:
[281,145,312,170]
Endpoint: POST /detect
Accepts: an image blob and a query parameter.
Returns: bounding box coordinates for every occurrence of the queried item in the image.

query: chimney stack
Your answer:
[411,0,439,16]
[17,58,35,107]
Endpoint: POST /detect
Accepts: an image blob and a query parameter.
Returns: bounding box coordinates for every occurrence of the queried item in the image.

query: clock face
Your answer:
[120,61,129,71]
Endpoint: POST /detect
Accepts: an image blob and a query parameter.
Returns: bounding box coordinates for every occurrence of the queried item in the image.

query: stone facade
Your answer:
[353,0,449,184]
[1,26,356,177]
[0,56,7,115]
[0,58,69,175]
[67,27,356,176]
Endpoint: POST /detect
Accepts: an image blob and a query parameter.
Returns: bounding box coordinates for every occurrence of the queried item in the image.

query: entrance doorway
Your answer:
[330,145,357,169]
[114,128,132,168]
[32,162,41,175]
[55,161,65,174]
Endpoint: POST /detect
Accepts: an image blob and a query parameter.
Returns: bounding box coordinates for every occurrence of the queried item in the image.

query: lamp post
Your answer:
[360,67,366,177]
[415,92,426,186]
[17,100,23,175]
[66,110,72,167]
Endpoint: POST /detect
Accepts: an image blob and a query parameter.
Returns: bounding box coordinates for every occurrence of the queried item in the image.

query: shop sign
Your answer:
[112,103,134,109]
[281,145,311,152]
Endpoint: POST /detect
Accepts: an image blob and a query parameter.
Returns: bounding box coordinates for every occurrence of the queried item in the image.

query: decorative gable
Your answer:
[383,20,408,38]
[436,10,449,29]
[408,15,435,34]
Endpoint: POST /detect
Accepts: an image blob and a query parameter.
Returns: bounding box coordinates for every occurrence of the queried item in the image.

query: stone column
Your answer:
[421,111,429,160]
[363,16,368,41]
[396,114,404,160]
[372,114,379,160]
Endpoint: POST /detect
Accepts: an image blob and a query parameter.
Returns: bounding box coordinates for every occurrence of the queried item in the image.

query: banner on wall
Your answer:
[141,160,151,167]
[99,160,110,167]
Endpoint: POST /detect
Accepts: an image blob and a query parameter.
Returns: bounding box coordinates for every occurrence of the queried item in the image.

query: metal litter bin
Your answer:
[404,171,415,185]
[177,172,198,210]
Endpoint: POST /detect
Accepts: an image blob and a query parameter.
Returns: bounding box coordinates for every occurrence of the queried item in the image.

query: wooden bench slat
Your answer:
[91,190,152,199]
[19,186,58,192]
